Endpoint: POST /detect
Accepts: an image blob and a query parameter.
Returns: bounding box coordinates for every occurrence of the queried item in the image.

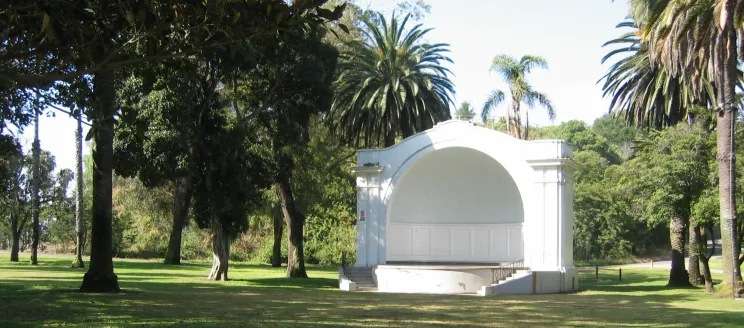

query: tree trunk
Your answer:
[72,109,85,269]
[164,175,193,265]
[384,123,396,148]
[668,215,692,287]
[80,70,120,293]
[276,179,308,278]
[206,220,230,280]
[272,212,283,267]
[30,99,40,265]
[688,218,703,285]
[510,101,522,139]
[524,109,530,140]
[718,0,742,295]
[697,225,715,292]
[10,215,19,262]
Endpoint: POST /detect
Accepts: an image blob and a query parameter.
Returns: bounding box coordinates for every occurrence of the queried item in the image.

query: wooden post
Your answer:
[619,268,622,281]
[595,266,599,281]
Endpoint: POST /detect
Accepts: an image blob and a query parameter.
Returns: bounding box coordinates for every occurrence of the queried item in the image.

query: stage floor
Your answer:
[378,264,510,270]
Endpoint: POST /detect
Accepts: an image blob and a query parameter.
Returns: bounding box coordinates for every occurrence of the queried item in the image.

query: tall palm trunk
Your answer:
[509,99,522,139]
[668,215,691,286]
[30,92,41,265]
[718,0,742,293]
[276,178,308,278]
[688,217,703,285]
[164,175,193,265]
[72,109,85,269]
[524,109,530,140]
[80,70,120,293]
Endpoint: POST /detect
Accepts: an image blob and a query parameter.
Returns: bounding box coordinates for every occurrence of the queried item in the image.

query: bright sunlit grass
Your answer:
[0,255,741,327]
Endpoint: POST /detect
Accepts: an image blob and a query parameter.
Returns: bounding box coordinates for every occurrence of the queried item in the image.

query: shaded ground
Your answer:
[0,256,742,327]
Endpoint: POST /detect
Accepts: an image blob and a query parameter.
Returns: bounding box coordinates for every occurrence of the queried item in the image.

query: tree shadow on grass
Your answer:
[2,262,742,327]
[227,277,337,289]
[1,277,743,327]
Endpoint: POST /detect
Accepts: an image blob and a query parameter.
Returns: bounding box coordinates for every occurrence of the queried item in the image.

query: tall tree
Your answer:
[115,67,205,265]
[30,93,41,265]
[600,18,721,287]
[2,0,344,292]
[481,54,555,140]
[2,149,56,262]
[72,109,85,268]
[239,28,338,278]
[331,13,455,148]
[191,106,272,281]
[117,60,271,278]
[628,0,743,292]
[1,138,24,262]
[628,123,714,287]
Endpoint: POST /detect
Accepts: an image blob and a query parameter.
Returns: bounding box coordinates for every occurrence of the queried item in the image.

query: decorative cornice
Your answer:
[356,119,523,153]
[350,166,385,175]
[526,158,579,171]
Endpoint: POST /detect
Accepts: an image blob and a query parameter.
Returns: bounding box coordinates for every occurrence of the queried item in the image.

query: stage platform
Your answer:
[376,263,519,294]
[340,263,578,295]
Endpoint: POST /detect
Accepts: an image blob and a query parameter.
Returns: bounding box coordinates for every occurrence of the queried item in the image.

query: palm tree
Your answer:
[331,13,455,148]
[628,0,743,292]
[481,54,555,140]
[599,20,716,129]
[600,19,718,287]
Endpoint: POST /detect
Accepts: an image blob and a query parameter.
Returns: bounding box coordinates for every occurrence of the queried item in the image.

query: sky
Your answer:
[20,0,631,174]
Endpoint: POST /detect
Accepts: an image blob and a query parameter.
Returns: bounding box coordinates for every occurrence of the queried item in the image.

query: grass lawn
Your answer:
[0,256,742,327]
[709,258,722,271]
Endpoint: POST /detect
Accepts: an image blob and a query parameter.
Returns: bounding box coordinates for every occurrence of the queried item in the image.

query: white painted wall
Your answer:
[387,223,523,262]
[389,147,523,225]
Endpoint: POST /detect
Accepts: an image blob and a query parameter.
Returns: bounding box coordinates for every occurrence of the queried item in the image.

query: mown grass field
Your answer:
[0,255,742,327]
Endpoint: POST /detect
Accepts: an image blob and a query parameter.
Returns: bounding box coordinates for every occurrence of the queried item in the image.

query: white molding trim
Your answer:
[350,166,385,174]
[526,158,579,171]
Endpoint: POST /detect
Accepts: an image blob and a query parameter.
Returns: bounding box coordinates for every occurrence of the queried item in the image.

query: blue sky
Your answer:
[22,0,630,173]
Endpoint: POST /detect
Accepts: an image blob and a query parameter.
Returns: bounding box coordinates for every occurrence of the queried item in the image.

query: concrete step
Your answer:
[347,275,374,280]
[346,274,374,278]
[351,280,375,285]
